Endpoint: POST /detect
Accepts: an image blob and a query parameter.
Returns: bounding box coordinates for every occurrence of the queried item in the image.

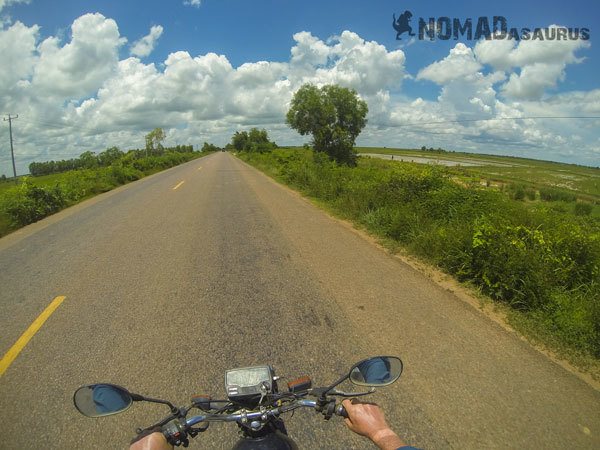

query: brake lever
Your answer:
[188,423,209,438]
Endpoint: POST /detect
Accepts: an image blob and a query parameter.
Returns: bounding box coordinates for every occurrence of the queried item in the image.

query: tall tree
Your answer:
[145,128,166,153]
[231,131,249,151]
[286,84,368,165]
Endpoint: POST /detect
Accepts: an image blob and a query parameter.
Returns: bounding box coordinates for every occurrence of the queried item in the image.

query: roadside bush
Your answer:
[2,180,68,226]
[548,223,600,289]
[548,202,570,214]
[422,185,502,223]
[110,164,143,184]
[129,152,195,173]
[335,173,382,218]
[574,202,593,216]
[379,165,446,203]
[539,187,577,202]
[533,286,600,357]
[508,184,526,200]
[506,183,536,201]
[361,205,422,244]
[131,158,154,172]
[430,221,474,273]
[592,290,600,357]
[525,187,537,201]
[466,220,554,309]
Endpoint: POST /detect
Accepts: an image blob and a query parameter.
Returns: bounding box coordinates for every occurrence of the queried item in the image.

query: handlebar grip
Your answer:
[335,404,349,418]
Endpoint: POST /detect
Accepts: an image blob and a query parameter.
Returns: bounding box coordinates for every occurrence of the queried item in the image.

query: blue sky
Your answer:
[1,0,598,173]
[11,0,597,89]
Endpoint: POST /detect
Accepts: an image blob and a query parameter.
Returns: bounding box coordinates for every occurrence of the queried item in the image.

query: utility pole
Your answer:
[3,114,18,182]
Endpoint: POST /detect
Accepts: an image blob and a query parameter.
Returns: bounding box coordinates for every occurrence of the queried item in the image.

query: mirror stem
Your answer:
[132,394,178,414]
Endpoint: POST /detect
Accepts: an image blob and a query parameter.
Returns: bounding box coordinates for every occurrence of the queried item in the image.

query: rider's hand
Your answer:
[342,399,407,450]
[129,431,173,450]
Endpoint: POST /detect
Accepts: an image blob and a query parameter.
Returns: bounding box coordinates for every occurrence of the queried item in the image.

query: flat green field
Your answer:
[0,172,68,194]
[358,147,600,201]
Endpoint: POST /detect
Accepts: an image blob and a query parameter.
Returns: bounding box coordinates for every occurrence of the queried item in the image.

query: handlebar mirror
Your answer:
[73,384,133,417]
[348,356,403,387]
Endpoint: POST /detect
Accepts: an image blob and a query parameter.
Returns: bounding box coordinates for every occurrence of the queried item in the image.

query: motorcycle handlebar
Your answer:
[163,399,349,445]
[336,404,349,419]
[184,399,321,428]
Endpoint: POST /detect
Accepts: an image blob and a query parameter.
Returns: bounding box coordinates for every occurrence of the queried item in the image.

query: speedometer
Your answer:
[225,365,274,405]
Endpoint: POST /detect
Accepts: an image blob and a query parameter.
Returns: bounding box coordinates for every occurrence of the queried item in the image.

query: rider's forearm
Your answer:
[371,428,407,450]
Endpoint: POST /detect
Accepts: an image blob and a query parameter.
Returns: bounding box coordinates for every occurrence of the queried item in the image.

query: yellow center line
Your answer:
[0,296,66,377]
[173,181,185,190]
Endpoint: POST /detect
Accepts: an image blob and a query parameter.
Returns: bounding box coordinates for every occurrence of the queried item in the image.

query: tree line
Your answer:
[29,145,195,176]
[226,128,277,153]
[28,127,195,177]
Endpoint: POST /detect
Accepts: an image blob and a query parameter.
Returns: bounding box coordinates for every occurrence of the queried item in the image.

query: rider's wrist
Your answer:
[370,428,396,445]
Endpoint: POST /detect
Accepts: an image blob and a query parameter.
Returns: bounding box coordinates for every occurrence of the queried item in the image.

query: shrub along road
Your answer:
[0,152,598,449]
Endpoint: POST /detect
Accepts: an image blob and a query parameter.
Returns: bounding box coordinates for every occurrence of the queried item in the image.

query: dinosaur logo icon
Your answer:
[393,11,416,40]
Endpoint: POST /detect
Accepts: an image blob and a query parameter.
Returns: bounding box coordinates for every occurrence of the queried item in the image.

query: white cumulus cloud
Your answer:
[183,0,201,7]
[0,21,38,97]
[32,13,126,99]
[130,25,163,58]
[417,43,482,84]
[474,27,590,100]
[291,31,330,67]
[291,31,405,95]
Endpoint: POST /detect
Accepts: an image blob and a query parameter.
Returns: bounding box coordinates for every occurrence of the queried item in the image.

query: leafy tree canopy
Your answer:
[201,142,221,152]
[286,84,368,165]
[145,128,166,152]
[230,128,276,153]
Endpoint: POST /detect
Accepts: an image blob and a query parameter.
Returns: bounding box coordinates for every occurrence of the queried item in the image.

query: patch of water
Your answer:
[360,153,517,167]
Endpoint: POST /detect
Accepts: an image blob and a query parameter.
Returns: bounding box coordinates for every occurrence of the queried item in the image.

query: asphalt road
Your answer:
[0,152,598,449]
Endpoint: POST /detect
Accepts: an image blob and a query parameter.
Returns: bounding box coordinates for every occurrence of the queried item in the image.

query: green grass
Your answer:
[0,180,19,195]
[239,147,600,379]
[0,173,76,196]
[358,147,600,200]
[358,147,600,222]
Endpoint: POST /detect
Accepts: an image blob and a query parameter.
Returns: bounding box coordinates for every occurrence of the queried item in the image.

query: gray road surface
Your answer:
[0,152,598,449]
